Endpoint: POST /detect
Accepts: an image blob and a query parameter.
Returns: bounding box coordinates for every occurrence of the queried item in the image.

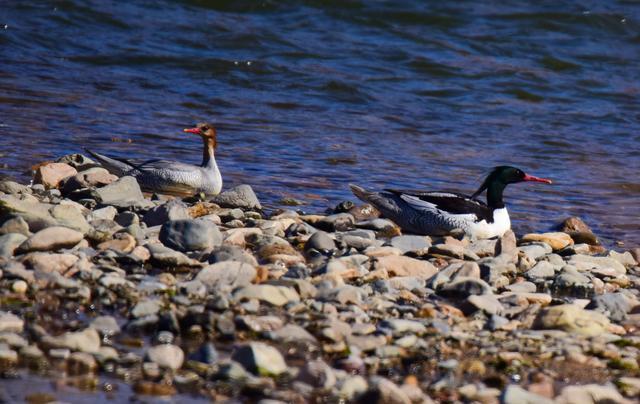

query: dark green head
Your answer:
[472,166,552,207]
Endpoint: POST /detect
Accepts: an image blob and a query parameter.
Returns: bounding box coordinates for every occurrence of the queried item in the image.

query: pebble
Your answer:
[232,342,287,376]
[159,219,222,252]
[0,312,24,333]
[374,255,438,279]
[211,184,262,211]
[534,304,611,336]
[234,284,300,306]
[522,232,574,250]
[146,344,185,370]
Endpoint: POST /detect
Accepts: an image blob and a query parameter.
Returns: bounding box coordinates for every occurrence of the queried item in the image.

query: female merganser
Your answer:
[86,123,222,196]
[350,166,552,239]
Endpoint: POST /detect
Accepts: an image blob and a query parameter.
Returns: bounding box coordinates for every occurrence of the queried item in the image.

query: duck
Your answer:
[350,166,552,239]
[86,122,223,196]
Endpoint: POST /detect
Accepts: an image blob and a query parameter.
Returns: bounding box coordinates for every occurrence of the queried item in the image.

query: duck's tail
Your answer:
[349,184,402,216]
[84,148,132,177]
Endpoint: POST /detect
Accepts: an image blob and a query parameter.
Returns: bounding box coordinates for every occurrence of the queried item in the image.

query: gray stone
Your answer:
[0,233,27,257]
[355,218,398,233]
[211,184,262,211]
[468,294,504,315]
[552,266,593,298]
[90,315,121,336]
[518,243,552,261]
[115,211,139,227]
[196,261,257,291]
[298,359,336,389]
[233,285,300,306]
[317,213,355,232]
[502,384,553,404]
[534,304,610,336]
[389,235,431,254]
[208,245,258,266]
[17,226,83,253]
[232,342,287,376]
[317,284,365,305]
[160,219,222,252]
[0,216,30,236]
[143,199,190,227]
[555,383,628,404]
[586,292,633,322]
[87,219,122,242]
[271,324,317,344]
[0,181,30,194]
[0,194,57,231]
[0,312,24,333]
[131,299,162,318]
[50,203,91,233]
[439,277,492,298]
[146,344,184,370]
[368,376,412,404]
[378,319,427,335]
[43,327,101,353]
[147,243,200,267]
[566,255,626,276]
[91,176,144,206]
[88,206,117,221]
[526,261,557,280]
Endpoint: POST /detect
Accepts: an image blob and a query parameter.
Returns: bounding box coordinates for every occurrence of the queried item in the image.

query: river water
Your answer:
[1,1,639,246]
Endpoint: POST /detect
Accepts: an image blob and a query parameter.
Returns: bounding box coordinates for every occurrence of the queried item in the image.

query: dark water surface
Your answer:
[1,1,639,246]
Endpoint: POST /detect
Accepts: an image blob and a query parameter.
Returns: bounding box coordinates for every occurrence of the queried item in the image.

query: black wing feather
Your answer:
[385,189,494,223]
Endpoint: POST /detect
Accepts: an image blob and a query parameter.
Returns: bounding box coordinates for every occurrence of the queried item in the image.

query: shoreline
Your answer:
[0,155,639,403]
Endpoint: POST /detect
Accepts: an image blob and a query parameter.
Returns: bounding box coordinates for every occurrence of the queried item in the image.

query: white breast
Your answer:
[468,207,511,239]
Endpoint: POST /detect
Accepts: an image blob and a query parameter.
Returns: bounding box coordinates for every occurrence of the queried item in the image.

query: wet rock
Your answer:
[91,176,144,207]
[196,261,257,291]
[0,312,24,333]
[555,383,630,404]
[232,342,287,376]
[0,233,28,257]
[143,199,190,227]
[374,255,437,279]
[558,216,592,233]
[586,292,633,322]
[17,226,83,253]
[389,235,431,254]
[146,344,184,370]
[501,385,553,404]
[211,184,262,211]
[534,304,611,336]
[159,219,222,252]
[234,284,300,306]
[33,162,77,189]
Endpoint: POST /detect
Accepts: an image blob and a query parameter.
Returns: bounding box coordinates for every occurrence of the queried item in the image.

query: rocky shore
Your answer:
[1,154,640,403]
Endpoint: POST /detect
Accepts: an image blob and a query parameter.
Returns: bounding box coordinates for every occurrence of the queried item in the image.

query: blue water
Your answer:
[1,1,639,245]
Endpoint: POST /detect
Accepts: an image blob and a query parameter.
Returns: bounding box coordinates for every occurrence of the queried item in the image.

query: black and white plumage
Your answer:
[350,166,552,239]
[86,123,222,196]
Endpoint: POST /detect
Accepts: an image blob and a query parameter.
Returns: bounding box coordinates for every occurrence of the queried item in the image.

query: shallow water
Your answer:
[1,1,639,246]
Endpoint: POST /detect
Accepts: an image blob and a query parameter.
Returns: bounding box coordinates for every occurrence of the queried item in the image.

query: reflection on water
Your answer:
[0,0,639,246]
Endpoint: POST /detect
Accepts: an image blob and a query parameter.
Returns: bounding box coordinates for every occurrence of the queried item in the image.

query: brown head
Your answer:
[183,122,217,148]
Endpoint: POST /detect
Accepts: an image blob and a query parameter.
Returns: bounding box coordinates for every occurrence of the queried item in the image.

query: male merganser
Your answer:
[86,122,222,196]
[350,166,552,239]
